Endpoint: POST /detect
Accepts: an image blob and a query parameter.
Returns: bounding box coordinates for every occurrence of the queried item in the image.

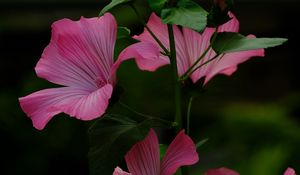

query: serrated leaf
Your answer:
[212,32,288,54]
[99,0,132,16]
[147,0,168,14]
[161,0,208,32]
[117,27,131,40]
[88,114,171,175]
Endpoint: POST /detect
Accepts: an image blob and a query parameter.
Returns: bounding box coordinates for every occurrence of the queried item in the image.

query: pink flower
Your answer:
[130,12,264,85]
[284,167,296,175]
[19,13,158,130]
[113,129,199,175]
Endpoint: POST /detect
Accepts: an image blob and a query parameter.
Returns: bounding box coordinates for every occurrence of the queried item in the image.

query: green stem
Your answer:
[186,96,194,136]
[130,4,170,55]
[167,24,182,132]
[166,2,186,174]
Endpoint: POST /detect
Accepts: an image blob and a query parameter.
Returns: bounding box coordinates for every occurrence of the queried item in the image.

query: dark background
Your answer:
[0,0,299,174]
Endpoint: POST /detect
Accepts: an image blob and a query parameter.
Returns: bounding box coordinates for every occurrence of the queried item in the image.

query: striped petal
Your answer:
[133,13,190,75]
[19,84,113,130]
[161,130,199,175]
[36,13,117,90]
[125,129,160,175]
[183,13,264,84]
[113,42,169,72]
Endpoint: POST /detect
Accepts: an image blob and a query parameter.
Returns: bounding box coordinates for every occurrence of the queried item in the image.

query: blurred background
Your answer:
[0,0,299,174]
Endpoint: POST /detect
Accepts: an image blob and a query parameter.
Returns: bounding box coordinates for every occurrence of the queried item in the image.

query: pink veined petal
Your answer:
[184,12,240,84]
[36,13,117,90]
[183,27,216,83]
[19,84,113,130]
[113,42,169,72]
[133,13,169,50]
[218,12,240,33]
[284,168,296,175]
[125,129,160,175]
[113,167,131,175]
[160,130,199,175]
[203,35,264,85]
[133,13,190,75]
[205,167,240,175]
[183,13,264,85]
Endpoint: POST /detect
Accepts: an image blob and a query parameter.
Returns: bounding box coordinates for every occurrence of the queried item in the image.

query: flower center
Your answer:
[94,77,107,88]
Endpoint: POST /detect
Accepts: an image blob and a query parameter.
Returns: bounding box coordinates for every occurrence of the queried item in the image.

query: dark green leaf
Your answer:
[147,0,168,14]
[88,114,170,175]
[212,32,288,54]
[99,0,132,16]
[117,27,131,40]
[161,0,208,32]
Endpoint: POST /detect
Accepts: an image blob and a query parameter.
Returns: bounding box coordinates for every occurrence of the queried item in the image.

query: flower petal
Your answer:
[284,168,296,175]
[205,167,240,175]
[183,27,215,83]
[218,12,240,33]
[19,84,113,130]
[36,13,117,90]
[113,167,131,175]
[183,13,264,84]
[125,129,160,175]
[203,35,264,85]
[133,13,169,50]
[133,13,190,75]
[113,42,169,72]
[161,130,199,175]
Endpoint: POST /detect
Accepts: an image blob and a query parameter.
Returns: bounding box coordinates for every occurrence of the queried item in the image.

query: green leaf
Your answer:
[147,0,168,14]
[99,0,132,16]
[212,32,288,54]
[117,27,131,40]
[88,114,170,175]
[161,0,208,32]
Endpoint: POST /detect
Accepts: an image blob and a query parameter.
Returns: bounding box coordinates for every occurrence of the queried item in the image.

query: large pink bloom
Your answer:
[113,129,199,175]
[131,13,264,85]
[19,13,160,130]
[205,167,296,175]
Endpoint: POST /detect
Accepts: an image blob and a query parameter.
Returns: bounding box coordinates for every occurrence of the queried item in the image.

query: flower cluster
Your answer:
[18,1,292,174]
